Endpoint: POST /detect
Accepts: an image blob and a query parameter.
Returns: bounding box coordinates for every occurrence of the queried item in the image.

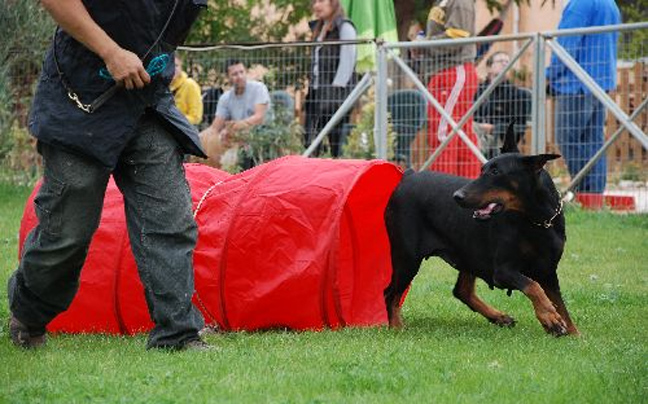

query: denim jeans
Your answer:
[554,93,607,193]
[8,113,204,349]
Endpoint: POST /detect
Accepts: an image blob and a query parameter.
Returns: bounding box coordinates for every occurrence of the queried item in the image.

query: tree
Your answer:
[0,1,54,181]
[185,0,312,44]
[0,1,54,123]
[617,0,648,59]
[392,0,556,41]
[186,1,554,45]
[618,0,648,22]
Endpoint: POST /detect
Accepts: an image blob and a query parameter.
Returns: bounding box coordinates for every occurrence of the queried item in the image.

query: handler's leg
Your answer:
[8,142,110,347]
[113,113,204,349]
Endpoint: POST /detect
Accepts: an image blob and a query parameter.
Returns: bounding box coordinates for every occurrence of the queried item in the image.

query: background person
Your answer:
[199,59,270,169]
[546,0,621,209]
[8,0,209,350]
[171,55,203,125]
[473,51,531,159]
[422,0,480,178]
[304,0,357,158]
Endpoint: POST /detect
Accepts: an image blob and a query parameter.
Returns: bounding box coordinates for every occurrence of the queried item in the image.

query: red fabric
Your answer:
[426,63,481,178]
[18,157,402,334]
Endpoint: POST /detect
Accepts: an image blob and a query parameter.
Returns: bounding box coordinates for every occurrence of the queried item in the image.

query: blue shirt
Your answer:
[546,0,621,95]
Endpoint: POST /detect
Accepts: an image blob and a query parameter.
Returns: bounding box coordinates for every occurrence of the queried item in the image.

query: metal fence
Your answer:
[176,22,647,211]
[177,39,377,169]
[377,22,648,212]
[1,23,646,211]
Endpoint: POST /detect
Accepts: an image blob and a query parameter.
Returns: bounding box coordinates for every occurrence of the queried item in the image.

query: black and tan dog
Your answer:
[384,123,578,336]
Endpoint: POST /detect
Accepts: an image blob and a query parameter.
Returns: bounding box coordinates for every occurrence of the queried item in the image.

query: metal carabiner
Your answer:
[67,91,93,114]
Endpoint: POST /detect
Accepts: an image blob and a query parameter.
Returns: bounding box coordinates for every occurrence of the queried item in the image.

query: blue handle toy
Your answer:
[99,53,170,81]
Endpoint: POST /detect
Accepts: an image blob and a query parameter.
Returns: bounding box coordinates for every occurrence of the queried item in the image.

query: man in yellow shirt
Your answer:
[170,56,203,125]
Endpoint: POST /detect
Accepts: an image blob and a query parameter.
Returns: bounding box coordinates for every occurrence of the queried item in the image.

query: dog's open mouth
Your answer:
[472,202,503,220]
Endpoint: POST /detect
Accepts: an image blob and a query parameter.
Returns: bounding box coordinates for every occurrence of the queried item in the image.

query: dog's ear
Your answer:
[523,154,561,172]
[500,119,519,154]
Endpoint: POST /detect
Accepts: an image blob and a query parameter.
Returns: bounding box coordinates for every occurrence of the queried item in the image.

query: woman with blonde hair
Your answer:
[304,0,357,157]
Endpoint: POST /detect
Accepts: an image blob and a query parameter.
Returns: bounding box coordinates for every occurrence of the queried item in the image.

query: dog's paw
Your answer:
[490,314,516,328]
[388,317,405,329]
[547,324,568,337]
[538,312,568,337]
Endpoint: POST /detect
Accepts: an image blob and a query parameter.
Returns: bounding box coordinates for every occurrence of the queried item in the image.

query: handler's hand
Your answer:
[479,123,494,133]
[104,47,151,90]
[231,120,250,132]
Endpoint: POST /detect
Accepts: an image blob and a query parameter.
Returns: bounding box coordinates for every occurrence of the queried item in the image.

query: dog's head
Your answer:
[453,122,560,220]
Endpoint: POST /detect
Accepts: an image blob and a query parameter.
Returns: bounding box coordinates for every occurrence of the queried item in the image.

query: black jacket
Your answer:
[29,0,207,168]
[308,16,356,90]
[474,79,531,142]
[306,16,356,114]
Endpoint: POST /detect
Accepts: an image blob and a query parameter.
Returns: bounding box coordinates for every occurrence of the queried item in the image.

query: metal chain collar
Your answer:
[532,198,564,229]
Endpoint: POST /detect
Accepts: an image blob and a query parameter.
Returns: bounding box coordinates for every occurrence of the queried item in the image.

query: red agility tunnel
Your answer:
[18,156,402,334]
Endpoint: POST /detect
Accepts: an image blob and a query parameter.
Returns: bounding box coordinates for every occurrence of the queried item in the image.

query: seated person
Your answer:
[170,55,203,125]
[473,51,531,159]
[199,59,270,169]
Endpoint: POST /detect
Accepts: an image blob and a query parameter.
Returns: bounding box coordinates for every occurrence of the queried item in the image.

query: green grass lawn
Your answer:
[0,182,646,403]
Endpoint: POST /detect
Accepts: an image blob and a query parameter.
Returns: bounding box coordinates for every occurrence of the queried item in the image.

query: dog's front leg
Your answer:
[493,268,568,336]
[452,271,515,327]
[539,276,580,335]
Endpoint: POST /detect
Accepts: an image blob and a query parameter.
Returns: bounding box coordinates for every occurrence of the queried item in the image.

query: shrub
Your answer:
[343,95,396,160]
[232,106,304,172]
[0,123,41,185]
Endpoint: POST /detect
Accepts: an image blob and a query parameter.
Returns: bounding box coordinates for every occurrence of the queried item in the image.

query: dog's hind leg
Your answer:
[452,271,516,327]
[384,250,421,329]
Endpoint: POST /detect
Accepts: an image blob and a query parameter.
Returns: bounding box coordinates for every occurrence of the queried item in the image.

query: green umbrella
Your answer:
[340,0,399,73]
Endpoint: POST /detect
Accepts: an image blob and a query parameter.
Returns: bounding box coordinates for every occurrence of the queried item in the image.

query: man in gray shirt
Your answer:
[199,59,270,168]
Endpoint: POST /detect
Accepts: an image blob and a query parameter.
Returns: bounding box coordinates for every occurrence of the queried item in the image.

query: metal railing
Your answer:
[373,22,647,210]
[1,23,646,210]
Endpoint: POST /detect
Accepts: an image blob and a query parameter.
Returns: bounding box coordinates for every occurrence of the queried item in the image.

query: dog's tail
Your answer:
[500,119,520,154]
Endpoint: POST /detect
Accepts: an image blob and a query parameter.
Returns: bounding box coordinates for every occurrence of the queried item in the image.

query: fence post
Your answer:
[374,40,388,160]
[531,32,546,155]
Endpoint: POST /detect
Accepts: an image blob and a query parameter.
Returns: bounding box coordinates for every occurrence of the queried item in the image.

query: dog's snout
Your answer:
[453,190,466,204]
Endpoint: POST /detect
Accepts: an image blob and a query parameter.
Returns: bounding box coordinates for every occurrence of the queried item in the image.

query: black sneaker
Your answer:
[9,315,46,349]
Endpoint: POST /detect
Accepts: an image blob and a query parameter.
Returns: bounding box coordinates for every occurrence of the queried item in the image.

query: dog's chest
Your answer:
[514,230,564,274]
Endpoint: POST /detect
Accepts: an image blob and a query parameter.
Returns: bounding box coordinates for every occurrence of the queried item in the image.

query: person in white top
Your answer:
[304,0,357,157]
[199,59,270,168]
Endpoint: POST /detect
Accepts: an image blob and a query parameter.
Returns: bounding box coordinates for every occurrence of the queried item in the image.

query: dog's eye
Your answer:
[490,167,500,176]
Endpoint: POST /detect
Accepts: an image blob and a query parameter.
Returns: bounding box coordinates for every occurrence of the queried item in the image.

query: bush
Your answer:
[343,96,396,160]
[0,123,41,185]
[0,1,53,183]
[232,106,304,172]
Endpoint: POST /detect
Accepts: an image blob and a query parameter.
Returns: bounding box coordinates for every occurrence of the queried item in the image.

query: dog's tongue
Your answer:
[474,203,498,219]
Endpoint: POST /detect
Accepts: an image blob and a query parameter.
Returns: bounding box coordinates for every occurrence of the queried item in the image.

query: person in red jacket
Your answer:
[422,0,480,178]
